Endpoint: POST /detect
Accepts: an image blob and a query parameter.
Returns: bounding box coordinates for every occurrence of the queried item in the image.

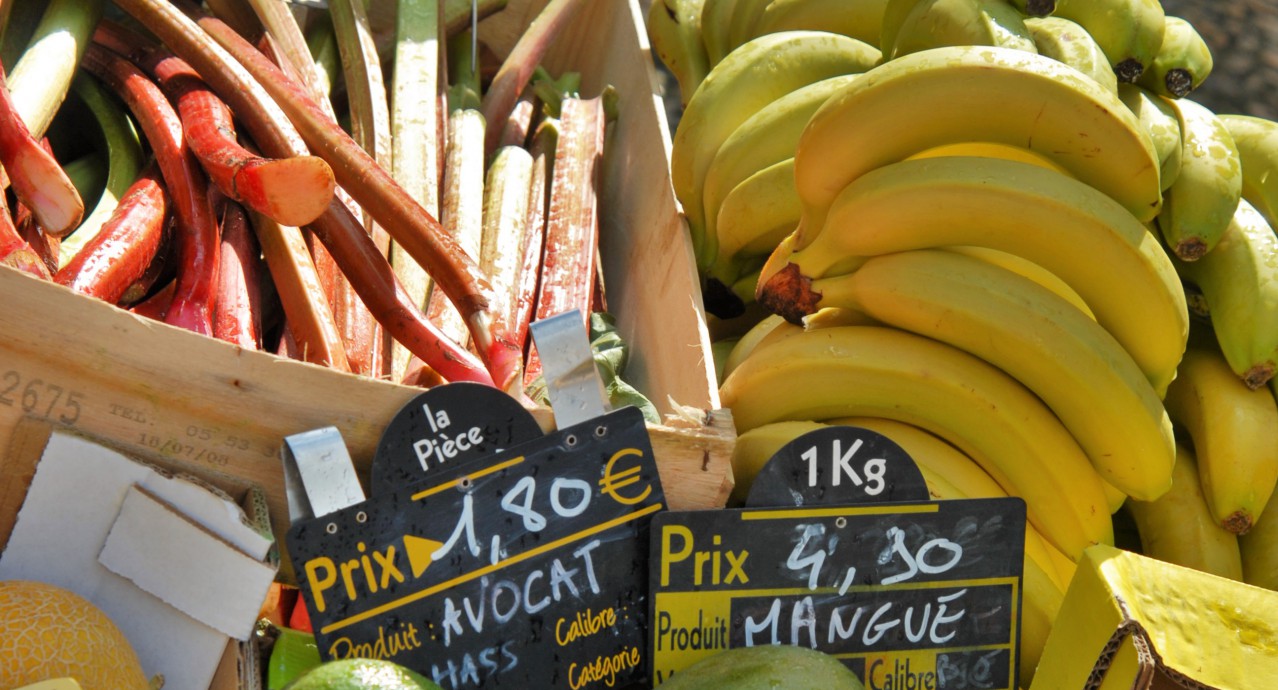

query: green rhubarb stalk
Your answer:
[246,0,331,105]
[0,0,42,70]
[479,145,535,340]
[7,0,103,138]
[425,107,486,346]
[480,0,589,157]
[388,0,445,381]
[58,74,144,264]
[305,14,342,104]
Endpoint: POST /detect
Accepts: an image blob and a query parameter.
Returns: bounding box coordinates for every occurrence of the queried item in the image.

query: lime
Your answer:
[283,659,441,690]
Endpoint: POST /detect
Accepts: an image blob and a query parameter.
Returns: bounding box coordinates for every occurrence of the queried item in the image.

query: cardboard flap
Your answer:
[99,485,276,641]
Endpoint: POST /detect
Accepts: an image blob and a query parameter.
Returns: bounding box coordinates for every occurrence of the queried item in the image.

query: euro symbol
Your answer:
[599,448,652,506]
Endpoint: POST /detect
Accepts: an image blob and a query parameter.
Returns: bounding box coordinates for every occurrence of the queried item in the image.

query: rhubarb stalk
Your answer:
[388,0,445,381]
[213,197,263,349]
[426,107,486,347]
[0,67,83,235]
[81,43,220,336]
[479,145,534,348]
[160,1,524,390]
[0,190,51,279]
[524,95,606,386]
[6,0,102,138]
[479,0,589,158]
[110,0,500,385]
[56,163,170,304]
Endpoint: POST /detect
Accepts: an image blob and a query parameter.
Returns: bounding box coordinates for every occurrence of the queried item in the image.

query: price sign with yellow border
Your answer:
[649,499,1026,689]
[288,406,664,689]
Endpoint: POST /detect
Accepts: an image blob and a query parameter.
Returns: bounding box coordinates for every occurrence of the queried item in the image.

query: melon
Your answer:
[0,580,149,690]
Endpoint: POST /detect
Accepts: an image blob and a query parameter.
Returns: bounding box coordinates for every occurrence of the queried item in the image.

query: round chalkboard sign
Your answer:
[745,425,930,507]
[370,382,544,494]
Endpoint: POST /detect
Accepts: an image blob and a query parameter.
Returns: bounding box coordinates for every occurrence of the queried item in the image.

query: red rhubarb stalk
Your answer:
[0,67,84,236]
[81,43,220,336]
[213,197,263,349]
[479,0,590,159]
[111,0,503,387]
[170,1,520,390]
[55,163,170,303]
[0,188,51,279]
[93,21,336,227]
[524,96,606,385]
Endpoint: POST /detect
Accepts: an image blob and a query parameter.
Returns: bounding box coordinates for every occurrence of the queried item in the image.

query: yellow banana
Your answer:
[1162,346,1278,535]
[702,74,859,281]
[1137,15,1213,99]
[1219,113,1278,229]
[889,0,1038,61]
[879,0,932,57]
[1050,0,1166,84]
[789,46,1163,248]
[759,156,1188,395]
[722,313,788,380]
[670,30,880,270]
[1117,84,1184,191]
[647,0,711,106]
[810,249,1176,500]
[718,324,1115,558]
[906,140,1074,176]
[700,0,740,65]
[1157,97,1242,261]
[1024,15,1117,94]
[1240,475,1278,590]
[711,157,800,290]
[944,245,1094,319]
[1174,199,1278,390]
[749,0,889,48]
[1126,442,1244,580]
[724,0,774,56]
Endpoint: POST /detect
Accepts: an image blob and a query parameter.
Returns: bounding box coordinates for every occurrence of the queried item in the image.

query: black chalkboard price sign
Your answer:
[369,382,545,494]
[287,406,665,689]
[648,500,1026,689]
[746,426,930,507]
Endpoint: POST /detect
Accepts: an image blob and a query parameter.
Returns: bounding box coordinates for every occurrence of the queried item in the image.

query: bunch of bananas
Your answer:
[651,0,1278,683]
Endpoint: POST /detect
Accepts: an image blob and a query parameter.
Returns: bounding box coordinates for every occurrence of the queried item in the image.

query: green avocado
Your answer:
[282,659,442,690]
[658,645,866,689]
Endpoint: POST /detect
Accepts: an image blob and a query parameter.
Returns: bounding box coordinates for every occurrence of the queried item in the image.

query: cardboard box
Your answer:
[1029,544,1278,689]
[0,0,733,569]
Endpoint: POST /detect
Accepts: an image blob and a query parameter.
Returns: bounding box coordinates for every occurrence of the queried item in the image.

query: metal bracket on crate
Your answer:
[529,309,612,429]
[281,426,365,522]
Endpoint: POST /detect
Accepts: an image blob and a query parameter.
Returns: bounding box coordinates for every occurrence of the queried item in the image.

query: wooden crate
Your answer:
[0,0,732,563]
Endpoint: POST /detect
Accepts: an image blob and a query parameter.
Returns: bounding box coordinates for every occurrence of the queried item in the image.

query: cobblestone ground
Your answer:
[1161,0,1278,119]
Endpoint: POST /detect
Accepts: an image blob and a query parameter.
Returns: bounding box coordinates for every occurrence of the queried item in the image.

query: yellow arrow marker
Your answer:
[404,534,444,578]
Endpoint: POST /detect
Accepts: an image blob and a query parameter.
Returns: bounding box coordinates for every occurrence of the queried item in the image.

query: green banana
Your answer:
[724,0,773,56]
[1137,15,1213,99]
[1127,443,1244,580]
[1118,84,1184,191]
[1025,15,1117,94]
[889,0,1038,61]
[1163,345,1278,535]
[1174,199,1278,390]
[879,0,931,58]
[749,0,889,48]
[1051,0,1167,84]
[647,0,711,106]
[700,0,739,65]
[711,157,800,288]
[1241,460,1278,589]
[1219,113,1278,229]
[1157,97,1242,261]
[670,30,880,271]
